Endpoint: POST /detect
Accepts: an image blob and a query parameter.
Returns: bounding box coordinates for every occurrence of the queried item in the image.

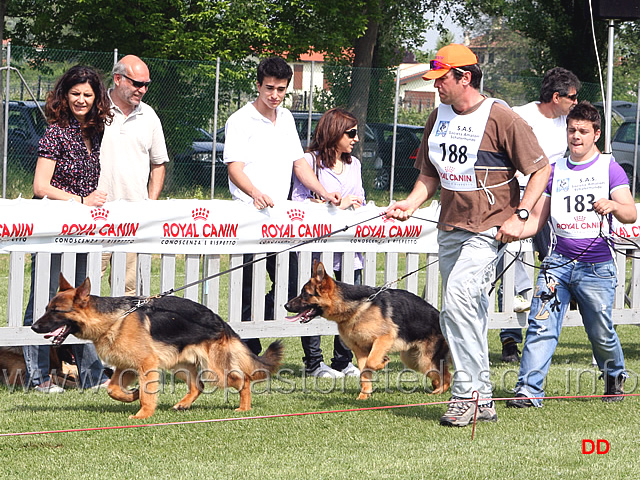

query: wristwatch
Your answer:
[515,208,529,221]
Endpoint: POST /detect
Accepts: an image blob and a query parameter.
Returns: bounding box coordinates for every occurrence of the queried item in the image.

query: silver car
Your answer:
[612,120,640,192]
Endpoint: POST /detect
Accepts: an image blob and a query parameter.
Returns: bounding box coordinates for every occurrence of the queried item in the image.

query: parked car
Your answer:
[173,125,227,187]
[594,101,638,124]
[5,100,48,170]
[291,111,378,161]
[371,123,424,190]
[611,120,640,192]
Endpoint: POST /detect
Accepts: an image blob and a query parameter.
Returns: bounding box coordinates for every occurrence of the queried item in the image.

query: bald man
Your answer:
[99,55,170,294]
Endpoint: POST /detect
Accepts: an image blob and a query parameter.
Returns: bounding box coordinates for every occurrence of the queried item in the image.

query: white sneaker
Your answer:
[89,379,111,391]
[341,362,361,377]
[34,380,64,394]
[513,295,531,313]
[308,362,345,378]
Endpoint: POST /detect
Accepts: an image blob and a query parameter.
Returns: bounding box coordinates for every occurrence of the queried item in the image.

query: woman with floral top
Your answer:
[24,65,113,393]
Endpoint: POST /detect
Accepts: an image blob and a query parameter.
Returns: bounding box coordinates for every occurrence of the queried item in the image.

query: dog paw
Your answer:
[128,411,152,420]
[356,393,371,400]
[234,406,251,412]
[172,404,191,411]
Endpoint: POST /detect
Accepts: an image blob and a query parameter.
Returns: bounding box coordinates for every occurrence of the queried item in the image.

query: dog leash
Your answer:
[366,256,440,301]
[119,212,387,315]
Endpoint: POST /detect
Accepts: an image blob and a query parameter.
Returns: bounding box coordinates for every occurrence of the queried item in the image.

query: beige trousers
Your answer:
[101,252,137,296]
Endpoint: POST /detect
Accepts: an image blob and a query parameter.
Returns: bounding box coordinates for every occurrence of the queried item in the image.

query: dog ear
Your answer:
[58,273,74,291]
[314,261,326,282]
[74,277,92,305]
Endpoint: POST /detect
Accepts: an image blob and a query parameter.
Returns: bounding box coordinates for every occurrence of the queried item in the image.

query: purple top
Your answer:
[545,154,629,262]
[291,152,366,271]
[38,118,102,197]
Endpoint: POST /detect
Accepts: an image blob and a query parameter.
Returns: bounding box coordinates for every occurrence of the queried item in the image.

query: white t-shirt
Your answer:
[98,93,170,201]
[513,101,567,187]
[224,102,304,204]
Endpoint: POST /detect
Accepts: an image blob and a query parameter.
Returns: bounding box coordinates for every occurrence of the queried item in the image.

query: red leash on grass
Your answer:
[1,393,637,440]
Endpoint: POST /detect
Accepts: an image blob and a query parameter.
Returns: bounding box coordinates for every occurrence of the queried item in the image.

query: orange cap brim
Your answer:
[422,69,448,80]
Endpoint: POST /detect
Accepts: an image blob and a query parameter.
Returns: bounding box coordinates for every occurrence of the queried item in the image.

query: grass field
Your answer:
[1,325,639,479]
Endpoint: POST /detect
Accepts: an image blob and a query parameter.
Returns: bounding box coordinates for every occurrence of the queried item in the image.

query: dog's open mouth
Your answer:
[43,325,72,346]
[285,307,321,324]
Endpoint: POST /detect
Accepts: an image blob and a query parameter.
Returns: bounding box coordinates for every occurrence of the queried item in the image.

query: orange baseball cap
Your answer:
[423,44,478,80]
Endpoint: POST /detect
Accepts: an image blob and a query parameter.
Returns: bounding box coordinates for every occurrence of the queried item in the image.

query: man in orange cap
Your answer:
[386,43,551,427]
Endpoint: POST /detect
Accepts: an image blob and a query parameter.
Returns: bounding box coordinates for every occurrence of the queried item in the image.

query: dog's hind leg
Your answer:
[226,371,252,411]
[172,364,203,411]
[107,368,140,403]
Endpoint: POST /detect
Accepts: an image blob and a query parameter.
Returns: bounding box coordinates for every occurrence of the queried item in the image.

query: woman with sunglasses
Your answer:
[23,65,113,392]
[291,107,365,378]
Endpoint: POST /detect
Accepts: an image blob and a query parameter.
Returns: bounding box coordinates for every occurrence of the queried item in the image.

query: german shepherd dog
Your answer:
[31,274,284,419]
[285,261,450,400]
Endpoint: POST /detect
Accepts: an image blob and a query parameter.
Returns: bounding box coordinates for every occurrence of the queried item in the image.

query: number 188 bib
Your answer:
[428,99,495,191]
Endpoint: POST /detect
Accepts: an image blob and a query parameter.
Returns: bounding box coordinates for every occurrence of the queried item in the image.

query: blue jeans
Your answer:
[515,252,626,406]
[23,253,108,389]
[301,269,360,372]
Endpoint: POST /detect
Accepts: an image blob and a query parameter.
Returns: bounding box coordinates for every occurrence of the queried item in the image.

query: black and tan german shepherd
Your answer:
[285,261,450,400]
[31,274,283,419]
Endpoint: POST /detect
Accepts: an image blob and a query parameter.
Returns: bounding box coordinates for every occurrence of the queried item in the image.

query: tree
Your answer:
[457,0,626,85]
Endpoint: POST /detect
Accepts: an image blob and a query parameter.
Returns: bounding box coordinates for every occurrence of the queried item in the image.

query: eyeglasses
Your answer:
[562,93,578,101]
[429,60,466,75]
[345,128,358,138]
[121,74,151,89]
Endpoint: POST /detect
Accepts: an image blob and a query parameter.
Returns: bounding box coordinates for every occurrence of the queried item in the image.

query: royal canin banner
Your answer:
[0,198,445,254]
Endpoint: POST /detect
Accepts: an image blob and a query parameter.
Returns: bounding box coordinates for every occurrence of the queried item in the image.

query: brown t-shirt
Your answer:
[416,99,548,232]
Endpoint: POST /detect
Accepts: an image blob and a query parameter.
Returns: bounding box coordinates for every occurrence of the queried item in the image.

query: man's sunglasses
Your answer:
[345,128,358,138]
[429,60,466,75]
[121,74,151,89]
[562,93,578,101]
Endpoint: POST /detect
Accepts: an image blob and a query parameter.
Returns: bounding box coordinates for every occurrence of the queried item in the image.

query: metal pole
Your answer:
[633,80,640,198]
[2,42,11,199]
[306,61,314,148]
[389,65,401,202]
[113,48,118,67]
[210,56,221,199]
[604,20,615,153]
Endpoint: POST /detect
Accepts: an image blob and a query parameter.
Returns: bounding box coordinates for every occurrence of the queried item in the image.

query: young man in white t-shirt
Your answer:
[224,57,340,374]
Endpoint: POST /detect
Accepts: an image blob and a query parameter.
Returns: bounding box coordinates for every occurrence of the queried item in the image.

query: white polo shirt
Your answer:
[98,92,170,201]
[513,101,567,163]
[224,102,303,204]
[513,101,567,188]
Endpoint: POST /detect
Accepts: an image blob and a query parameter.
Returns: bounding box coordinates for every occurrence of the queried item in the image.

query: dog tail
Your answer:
[222,337,284,382]
[247,340,284,381]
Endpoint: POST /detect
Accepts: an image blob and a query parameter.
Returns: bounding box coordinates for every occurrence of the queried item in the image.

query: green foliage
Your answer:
[397,107,431,127]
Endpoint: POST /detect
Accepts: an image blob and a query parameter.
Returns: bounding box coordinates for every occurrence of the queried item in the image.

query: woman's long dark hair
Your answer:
[308,108,357,169]
[45,65,112,138]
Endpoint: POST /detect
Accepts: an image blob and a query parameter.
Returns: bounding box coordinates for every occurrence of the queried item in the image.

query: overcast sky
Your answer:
[420,14,465,51]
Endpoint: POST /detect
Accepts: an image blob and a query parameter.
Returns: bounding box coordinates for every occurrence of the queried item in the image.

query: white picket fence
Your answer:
[1,246,639,347]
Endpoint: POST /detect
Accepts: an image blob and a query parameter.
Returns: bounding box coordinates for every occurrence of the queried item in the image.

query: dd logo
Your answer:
[582,439,610,454]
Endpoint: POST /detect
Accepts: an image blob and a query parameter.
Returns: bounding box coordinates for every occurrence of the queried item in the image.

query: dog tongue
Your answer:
[44,326,66,340]
[285,313,303,322]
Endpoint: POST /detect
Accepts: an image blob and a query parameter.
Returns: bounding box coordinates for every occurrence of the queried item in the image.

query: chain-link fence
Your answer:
[1,45,610,205]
